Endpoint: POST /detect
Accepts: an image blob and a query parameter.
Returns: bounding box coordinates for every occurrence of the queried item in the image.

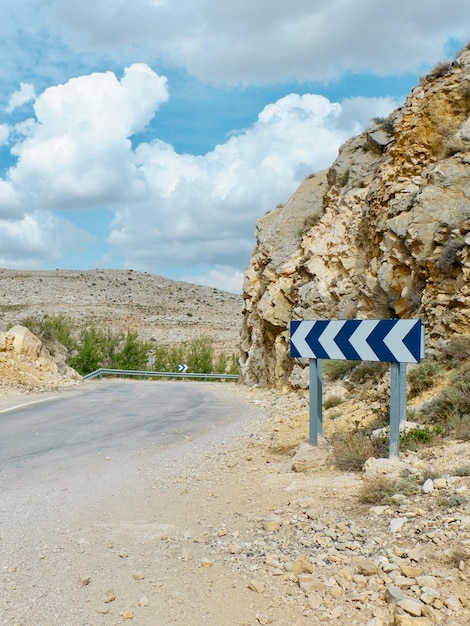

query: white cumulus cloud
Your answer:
[51,0,469,84]
[6,82,36,113]
[8,64,168,209]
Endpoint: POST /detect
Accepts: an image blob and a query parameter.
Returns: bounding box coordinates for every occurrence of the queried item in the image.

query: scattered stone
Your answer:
[390,518,407,533]
[247,580,266,593]
[422,479,434,494]
[263,517,282,532]
[385,585,407,603]
[292,555,315,574]
[104,591,116,603]
[444,595,461,610]
[363,457,408,478]
[288,439,330,472]
[397,598,423,616]
[400,565,423,578]
[354,556,379,576]
[120,611,135,619]
[393,616,432,626]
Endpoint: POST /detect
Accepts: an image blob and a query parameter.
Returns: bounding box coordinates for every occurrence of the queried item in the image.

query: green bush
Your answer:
[408,361,441,397]
[16,314,239,378]
[419,363,470,439]
[323,360,359,380]
[443,335,470,365]
[400,426,434,451]
[115,330,152,371]
[20,313,76,354]
[186,335,213,373]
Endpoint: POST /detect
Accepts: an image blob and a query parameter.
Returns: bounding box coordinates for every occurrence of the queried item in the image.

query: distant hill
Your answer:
[0,269,243,354]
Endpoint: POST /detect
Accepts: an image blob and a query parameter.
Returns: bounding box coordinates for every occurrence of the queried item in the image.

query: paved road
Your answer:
[0,379,247,473]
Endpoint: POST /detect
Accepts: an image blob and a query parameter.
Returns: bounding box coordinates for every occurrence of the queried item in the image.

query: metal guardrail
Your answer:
[83,368,239,382]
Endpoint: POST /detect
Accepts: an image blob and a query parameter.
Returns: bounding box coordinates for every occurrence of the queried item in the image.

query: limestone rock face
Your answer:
[0,325,81,390]
[241,48,470,387]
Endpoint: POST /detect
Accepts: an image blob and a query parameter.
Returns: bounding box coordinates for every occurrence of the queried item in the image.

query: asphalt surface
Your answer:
[0,379,245,473]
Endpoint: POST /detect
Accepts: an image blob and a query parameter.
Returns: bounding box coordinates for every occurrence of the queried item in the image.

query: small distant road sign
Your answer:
[149,356,155,366]
[290,319,424,364]
[178,364,189,373]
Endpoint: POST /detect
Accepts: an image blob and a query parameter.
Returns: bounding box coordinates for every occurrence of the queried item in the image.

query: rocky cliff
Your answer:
[241,45,470,388]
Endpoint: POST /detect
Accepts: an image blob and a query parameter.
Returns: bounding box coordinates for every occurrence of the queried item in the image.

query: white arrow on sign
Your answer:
[178,363,189,372]
[349,320,380,362]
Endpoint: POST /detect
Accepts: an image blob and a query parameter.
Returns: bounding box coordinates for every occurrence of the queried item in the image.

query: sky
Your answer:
[0,2,469,293]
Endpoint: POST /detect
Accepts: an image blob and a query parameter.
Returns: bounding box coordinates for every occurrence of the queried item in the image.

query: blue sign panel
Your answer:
[290,319,424,364]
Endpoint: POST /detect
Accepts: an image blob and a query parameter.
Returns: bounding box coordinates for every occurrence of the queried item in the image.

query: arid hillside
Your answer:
[0,268,243,354]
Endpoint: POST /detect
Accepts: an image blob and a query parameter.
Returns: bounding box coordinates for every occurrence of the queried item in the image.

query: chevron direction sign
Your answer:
[290,319,424,364]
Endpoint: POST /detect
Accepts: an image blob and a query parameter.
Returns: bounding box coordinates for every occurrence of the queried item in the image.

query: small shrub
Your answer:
[420,364,470,439]
[400,426,433,451]
[332,431,386,472]
[324,360,359,380]
[372,116,395,135]
[394,470,420,496]
[443,335,470,364]
[357,476,397,504]
[348,361,388,384]
[452,465,470,477]
[446,547,469,566]
[421,468,442,481]
[186,335,213,373]
[436,237,464,274]
[428,60,452,79]
[358,470,419,505]
[447,412,470,440]
[323,395,344,410]
[303,213,320,230]
[228,353,240,375]
[408,362,440,397]
[442,493,469,508]
[340,169,350,187]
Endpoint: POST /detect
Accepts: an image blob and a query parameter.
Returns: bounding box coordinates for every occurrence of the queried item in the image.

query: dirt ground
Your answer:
[1,384,469,626]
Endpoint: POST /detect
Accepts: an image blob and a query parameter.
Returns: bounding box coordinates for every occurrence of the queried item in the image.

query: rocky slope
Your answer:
[0,268,242,353]
[241,46,470,388]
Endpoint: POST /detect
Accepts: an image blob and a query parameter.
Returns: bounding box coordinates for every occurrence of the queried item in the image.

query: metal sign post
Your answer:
[290,319,424,458]
[309,358,322,445]
[389,361,407,456]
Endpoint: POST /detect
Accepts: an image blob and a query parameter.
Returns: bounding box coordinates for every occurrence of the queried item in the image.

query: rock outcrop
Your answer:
[241,46,470,388]
[0,325,81,391]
